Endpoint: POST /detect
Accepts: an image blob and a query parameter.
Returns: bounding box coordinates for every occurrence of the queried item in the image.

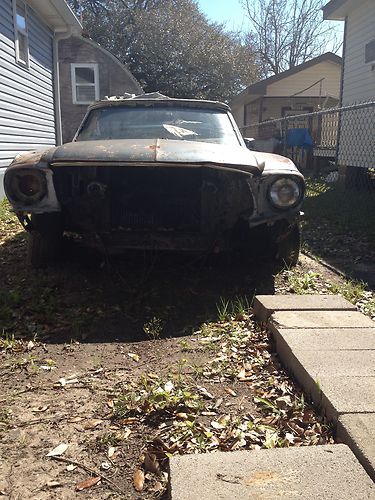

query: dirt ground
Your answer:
[0,204,372,499]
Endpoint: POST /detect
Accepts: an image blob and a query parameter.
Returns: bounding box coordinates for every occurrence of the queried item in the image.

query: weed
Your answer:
[143,316,164,340]
[0,331,22,352]
[113,377,204,421]
[327,279,366,304]
[216,297,230,322]
[287,271,320,294]
[10,355,38,371]
[0,408,12,426]
[232,295,251,320]
[216,296,251,322]
[98,431,126,448]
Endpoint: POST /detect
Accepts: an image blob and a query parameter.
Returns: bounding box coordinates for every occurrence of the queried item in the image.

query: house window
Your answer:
[13,0,29,66]
[71,64,100,104]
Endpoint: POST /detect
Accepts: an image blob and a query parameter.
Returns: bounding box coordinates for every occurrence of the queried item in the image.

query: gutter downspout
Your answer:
[53,28,74,146]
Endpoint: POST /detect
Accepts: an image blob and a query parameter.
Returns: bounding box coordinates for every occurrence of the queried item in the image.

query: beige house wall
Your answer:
[266,61,341,98]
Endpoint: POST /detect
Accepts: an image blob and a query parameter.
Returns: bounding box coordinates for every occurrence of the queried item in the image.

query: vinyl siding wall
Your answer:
[266,61,341,98]
[338,0,375,168]
[0,0,56,197]
[341,0,375,105]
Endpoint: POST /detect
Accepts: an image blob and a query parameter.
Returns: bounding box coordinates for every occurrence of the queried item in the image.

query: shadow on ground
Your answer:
[0,233,276,344]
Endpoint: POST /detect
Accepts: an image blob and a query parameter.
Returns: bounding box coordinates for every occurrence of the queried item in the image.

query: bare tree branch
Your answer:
[242,0,342,75]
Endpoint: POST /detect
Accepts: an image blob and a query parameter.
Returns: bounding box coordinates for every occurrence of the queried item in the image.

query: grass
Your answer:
[216,295,252,322]
[283,270,321,294]
[303,178,375,244]
[278,267,375,319]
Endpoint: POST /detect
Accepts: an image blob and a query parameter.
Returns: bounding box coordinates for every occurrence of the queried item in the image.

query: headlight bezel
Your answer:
[268,176,304,210]
[5,168,47,205]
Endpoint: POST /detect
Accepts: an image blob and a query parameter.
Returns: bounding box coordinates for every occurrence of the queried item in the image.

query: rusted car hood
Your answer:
[41,139,264,175]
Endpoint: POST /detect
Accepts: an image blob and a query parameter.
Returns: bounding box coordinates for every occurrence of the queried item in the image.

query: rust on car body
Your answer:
[4,93,305,268]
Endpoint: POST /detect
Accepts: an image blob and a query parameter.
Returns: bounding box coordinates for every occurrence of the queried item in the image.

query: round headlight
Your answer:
[269,178,301,209]
[18,174,42,197]
[6,169,46,204]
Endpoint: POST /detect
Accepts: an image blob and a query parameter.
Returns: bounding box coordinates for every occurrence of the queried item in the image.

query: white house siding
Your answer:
[341,0,375,105]
[0,0,56,198]
[266,61,341,98]
[338,0,375,168]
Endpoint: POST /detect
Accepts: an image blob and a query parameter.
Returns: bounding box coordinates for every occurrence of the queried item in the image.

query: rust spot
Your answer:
[245,471,279,486]
[148,144,160,150]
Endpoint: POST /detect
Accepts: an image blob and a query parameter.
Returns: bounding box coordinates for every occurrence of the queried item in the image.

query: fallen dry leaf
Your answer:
[75,476,101,491]
[225,388,237,397]
[144,452,160,474]
[46,481,61,488]
[66,464,76,472]
[164,380,174,392]
[127,352,140,362]
[133,469,144,492]
[31,405,49,413]
[68,416,85,423]
[27,341,35,350]
[176,412,188,420]
[108,446,116,458]
[83,419,104,430]
[46,443,69,457]
[152,481,163,493]
[40,365,56,371]
[118,417,137,425]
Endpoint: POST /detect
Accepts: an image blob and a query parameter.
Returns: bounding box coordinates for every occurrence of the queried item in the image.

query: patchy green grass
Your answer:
[276,266,375,320]
[216,295,252,322]
[303,178,375,244]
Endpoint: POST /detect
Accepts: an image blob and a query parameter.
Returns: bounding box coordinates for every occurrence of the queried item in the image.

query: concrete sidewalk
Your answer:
[254,294,375,481]
[168,294,375,498]
[169,445,374,499]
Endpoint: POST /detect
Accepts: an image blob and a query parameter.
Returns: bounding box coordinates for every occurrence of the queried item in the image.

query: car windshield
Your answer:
[76,105,241,146]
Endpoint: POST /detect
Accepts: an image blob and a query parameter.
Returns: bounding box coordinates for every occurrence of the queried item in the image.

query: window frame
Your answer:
[71,63,100,105]
[13,0,30,68]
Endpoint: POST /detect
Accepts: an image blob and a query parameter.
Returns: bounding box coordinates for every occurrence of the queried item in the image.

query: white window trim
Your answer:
[71,63,100,105]
[13,0,30,68]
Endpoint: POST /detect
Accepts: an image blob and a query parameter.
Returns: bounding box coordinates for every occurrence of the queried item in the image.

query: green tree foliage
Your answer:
[68,0,259,101]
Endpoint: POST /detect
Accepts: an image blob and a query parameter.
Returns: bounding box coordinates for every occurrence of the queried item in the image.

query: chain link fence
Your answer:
[241,101,375,248]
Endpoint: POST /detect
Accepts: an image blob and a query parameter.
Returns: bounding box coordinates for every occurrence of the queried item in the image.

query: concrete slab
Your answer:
[338,414,375,481]
[271,310,375,329]
[283,349,375,378]
[273,334,375,419]
[273,327,375,351]
[320,376,375,419]
[169,445,375,499]
[253,294,356,322]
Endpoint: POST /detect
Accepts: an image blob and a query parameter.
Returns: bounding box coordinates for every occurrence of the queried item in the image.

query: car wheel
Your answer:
[275,224,301,268]
[27,214,63,268]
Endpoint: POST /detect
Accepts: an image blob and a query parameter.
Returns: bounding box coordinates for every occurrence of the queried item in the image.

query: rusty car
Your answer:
[4,93,304,268]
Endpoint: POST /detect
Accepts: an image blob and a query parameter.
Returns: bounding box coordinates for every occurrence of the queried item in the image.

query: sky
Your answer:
[197,0,343,54]
[197,0,249,31]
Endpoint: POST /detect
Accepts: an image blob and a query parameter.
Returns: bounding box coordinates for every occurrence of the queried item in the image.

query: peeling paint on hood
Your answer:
[44,139,265,175]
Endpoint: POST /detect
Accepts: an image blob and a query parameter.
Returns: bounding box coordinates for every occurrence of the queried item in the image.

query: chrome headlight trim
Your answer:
[5,168,47,205]
[268,177,303,209]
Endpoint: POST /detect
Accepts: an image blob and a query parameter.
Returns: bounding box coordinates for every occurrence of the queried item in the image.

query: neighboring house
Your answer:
[0,0,81,198]
[323,0,375,179]
[58,35,143,143]
[230,52,342,134]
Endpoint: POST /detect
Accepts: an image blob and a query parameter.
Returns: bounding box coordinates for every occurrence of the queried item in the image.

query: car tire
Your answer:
[27,214,63,268]
[275,224,301,268]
